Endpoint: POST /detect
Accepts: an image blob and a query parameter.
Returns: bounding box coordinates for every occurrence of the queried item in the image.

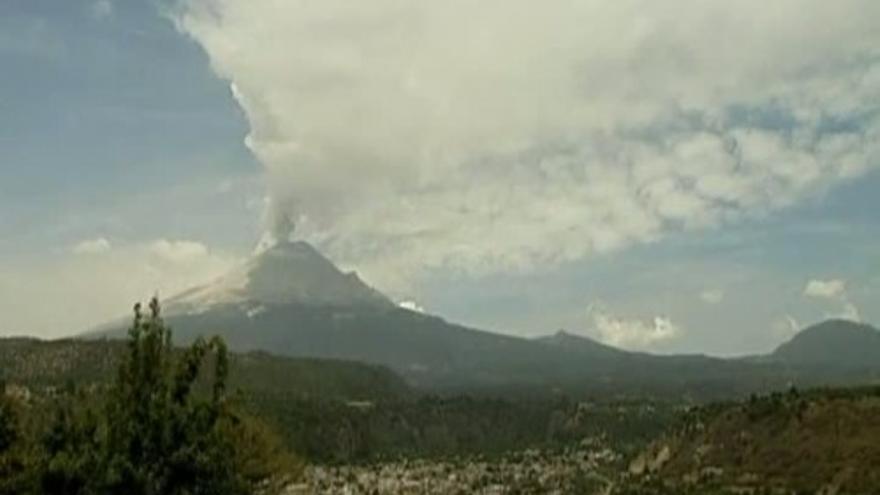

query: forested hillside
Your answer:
[624,386,880,494]
[0,337,411,401]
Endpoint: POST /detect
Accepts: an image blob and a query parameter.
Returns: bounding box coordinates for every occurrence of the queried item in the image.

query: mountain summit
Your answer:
[771,319,880,368]
[165,240,392,315]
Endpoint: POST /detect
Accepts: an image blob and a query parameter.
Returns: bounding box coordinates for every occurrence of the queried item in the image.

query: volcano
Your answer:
[90,239,568,390]
[164,240,393,316]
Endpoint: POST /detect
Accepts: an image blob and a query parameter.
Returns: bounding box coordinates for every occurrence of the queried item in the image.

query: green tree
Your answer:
[37,298,299,495]
[0,384,40,495]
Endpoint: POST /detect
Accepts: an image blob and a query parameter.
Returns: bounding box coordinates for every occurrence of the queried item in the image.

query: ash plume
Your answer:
[176,0,880,286]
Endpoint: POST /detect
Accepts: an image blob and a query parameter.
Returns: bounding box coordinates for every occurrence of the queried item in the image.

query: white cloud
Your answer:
[699,289,725,305]
[149,239,210,263]
[803,278,861,322]
[91,0,113,20]
[72,237,112,255]
[176,1,880,290]
[804,279,847,299]
[398,300,425,313]
[588,303,682,350]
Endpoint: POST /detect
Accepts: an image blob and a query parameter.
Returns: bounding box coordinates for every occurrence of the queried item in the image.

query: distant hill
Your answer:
[771,319,880,368]
[534,330,625,361]
[628,386,880,493]
[0,337,411,401]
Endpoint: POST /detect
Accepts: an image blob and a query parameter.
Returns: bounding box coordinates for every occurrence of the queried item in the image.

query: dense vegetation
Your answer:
[0,337,411,402]
[243,393,680,464]
[1,336,684,467]
[623,386,880,494]
[0,299,298,495]
[7,303,880,493]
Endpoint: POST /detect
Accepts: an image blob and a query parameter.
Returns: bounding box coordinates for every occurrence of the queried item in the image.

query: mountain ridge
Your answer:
[87,241,880,398]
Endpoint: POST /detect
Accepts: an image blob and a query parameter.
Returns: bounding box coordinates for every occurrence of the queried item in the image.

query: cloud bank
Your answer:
[176,0,880,290]
[0,239,237,338]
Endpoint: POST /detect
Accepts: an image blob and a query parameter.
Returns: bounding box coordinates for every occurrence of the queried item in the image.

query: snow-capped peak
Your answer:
[165,240,392,314]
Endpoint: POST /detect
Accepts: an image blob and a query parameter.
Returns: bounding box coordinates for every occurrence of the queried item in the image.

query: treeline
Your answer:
[244,392,680,464]
[0,300,298,495]
[0,337,412,403]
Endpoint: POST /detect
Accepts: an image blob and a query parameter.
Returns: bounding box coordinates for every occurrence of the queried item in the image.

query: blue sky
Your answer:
[1,0,878,354]
[0,0,258,253]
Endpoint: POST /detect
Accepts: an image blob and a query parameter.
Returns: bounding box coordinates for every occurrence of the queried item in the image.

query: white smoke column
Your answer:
[254,196,297,252]
[175,1,880,288]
